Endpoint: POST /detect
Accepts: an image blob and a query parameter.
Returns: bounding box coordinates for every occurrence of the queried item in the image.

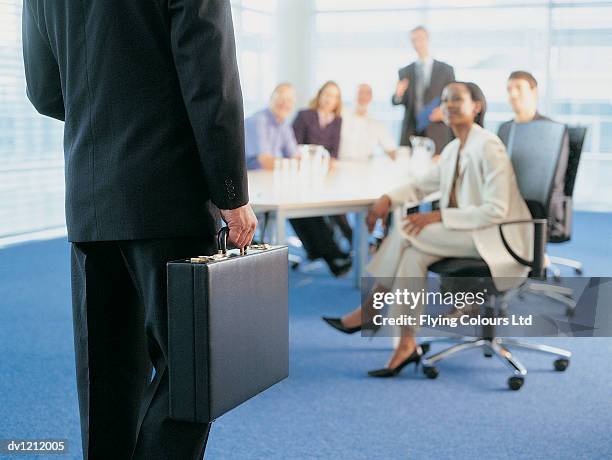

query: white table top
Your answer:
[247,158,414,211]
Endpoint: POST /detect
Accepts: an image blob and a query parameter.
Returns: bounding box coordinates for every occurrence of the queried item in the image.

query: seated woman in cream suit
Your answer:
[323,82,533,377]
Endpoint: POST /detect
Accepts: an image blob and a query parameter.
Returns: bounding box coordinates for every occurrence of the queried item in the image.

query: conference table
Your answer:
[248,157,435,287]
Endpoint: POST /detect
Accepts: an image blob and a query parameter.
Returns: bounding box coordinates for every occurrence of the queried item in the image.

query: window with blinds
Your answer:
[313,0,612,152]
[0,0,277,239]
[0,0,65,238]
[312,0,612,210]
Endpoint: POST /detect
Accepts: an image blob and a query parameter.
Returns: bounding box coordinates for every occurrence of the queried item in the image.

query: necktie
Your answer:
[415,61,426,116]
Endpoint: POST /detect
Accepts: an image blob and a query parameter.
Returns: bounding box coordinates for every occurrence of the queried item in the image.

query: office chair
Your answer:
[499,121,578,314]
[421,120,572,391]
[548,126,588,278]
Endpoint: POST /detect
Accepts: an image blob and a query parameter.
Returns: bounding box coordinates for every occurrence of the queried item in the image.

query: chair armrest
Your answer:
[562,195,573,236]
[498,218,547,279]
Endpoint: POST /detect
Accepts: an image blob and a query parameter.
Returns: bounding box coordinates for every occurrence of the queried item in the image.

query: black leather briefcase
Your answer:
[167,228,289,423]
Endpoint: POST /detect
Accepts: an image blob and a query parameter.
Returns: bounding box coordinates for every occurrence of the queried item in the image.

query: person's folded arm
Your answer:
[441,139,511,229]
[168,0,247,210]
[22,1,65,121]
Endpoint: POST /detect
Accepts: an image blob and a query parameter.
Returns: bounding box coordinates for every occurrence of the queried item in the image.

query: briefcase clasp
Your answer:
[190,253,227,264]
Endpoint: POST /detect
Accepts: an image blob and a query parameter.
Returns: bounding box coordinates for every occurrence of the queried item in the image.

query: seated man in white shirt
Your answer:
[339,84,397,161]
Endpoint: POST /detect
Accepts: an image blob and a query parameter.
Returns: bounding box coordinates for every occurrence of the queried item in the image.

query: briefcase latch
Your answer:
[249,243,271,250]
[190,253,227,264]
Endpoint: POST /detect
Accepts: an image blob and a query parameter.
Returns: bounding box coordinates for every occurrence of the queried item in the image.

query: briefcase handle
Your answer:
[215,226,270,258]
[217,226,230,255]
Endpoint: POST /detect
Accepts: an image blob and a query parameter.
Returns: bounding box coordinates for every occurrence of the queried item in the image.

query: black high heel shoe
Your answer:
[322,317,361,334]
[321,316,386,335]
[367,345,426,378]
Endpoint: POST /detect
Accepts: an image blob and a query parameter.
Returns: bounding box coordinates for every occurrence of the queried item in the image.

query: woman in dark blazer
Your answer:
[289,81,352,277]
[293,81,343,158]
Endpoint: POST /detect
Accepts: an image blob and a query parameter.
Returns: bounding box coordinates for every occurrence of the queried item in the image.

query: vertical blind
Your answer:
[0,0,65,238]
[0,0,277,239]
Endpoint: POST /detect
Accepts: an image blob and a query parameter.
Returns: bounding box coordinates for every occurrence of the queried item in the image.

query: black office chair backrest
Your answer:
[499,120,567,220]
[564,126,587,197]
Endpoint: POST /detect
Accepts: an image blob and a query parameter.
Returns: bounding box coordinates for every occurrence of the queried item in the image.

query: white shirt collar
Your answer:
[419,56,434,67]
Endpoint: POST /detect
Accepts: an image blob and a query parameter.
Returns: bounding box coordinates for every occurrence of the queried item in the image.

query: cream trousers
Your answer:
[367,210,481,333]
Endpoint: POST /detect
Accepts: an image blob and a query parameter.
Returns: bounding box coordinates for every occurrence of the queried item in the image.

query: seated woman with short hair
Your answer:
[323,82,533,376]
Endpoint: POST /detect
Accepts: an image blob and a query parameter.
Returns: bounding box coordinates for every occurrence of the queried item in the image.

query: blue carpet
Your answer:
[1,212,611,459]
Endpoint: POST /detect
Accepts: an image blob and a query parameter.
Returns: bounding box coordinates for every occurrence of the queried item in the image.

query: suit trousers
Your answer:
[70,237,216,460]
[289,217,347,263]
[367,216,480,333]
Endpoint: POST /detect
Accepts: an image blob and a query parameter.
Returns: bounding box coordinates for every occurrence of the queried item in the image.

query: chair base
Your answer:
[517,280,577,316]
[421,337,571,390]
[549,255,583,280]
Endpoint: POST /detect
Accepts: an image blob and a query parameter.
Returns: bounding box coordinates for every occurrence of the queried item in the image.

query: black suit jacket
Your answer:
[22,0,248,242]
[392,59,455,154]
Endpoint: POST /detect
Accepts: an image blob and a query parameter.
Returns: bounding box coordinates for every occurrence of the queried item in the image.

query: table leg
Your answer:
[275,210,286,244]
[353,211,368,288]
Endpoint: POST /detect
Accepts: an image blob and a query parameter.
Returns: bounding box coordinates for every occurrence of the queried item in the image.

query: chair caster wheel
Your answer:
[290,262,300,270]
[554,358,569,372]
[575,268,583,275]
[553,274,561,282]
[484,350,493,358]
[423,365,438,379]
[508,376,524,391]
[565,306,575,317]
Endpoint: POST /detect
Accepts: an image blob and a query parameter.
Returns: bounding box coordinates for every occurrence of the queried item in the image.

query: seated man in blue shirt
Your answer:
[245,83,299,170]
[245,83,352,277]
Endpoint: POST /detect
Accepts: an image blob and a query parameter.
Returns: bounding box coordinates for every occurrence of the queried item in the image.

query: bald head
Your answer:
[356,84,373,107]
[269,83,296,122]
[354,84,373,116]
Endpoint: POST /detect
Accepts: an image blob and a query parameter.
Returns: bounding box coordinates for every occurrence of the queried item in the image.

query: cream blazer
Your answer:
[387,124,533,282]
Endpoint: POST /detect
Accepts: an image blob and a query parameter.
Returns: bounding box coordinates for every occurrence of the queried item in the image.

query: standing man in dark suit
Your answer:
[392,26,455,156]
[22,1,257,458]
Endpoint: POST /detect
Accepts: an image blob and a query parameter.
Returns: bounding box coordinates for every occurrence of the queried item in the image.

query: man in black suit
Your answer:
[22,1,257,458]
[392,26,455,155]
